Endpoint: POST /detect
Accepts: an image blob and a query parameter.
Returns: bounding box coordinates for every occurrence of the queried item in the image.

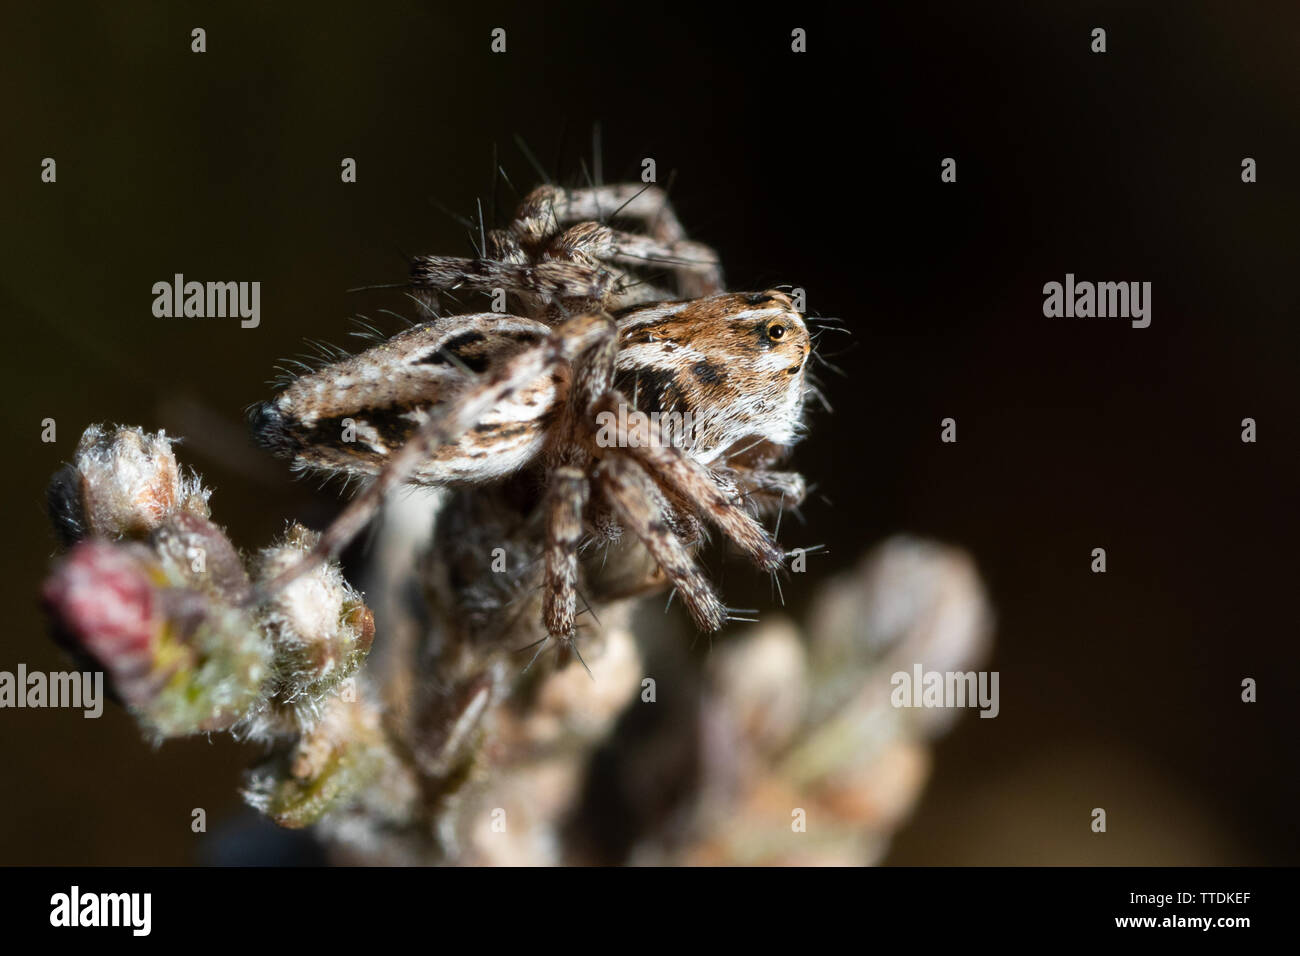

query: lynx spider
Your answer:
[252,181,818,659]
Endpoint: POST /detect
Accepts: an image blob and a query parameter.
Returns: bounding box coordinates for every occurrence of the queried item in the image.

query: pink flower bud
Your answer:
[42,541,160,700]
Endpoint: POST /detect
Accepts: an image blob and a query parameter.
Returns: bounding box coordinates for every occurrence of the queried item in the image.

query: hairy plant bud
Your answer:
[42,539,272,740]
[41,540,162,707]
[47,425,210,547]
[243,693,411,830]
[151,511,252,604]
[253,524,375,721]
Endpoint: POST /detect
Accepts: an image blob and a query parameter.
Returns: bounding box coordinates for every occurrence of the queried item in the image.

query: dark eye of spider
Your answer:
[766,324,786,342]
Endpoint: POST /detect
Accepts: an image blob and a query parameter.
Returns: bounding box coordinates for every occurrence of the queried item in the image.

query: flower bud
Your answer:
[253,524,375,722]
[151,511,251,604]
[42,539,272,739]
[47,425,210,546]
[41,540,162,707]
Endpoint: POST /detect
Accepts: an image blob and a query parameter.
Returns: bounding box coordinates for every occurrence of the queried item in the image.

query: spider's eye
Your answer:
[766,323,786,342]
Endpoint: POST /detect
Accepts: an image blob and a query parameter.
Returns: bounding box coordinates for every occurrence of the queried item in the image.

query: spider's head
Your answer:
[712,289,811,447]
[614,290,811,460]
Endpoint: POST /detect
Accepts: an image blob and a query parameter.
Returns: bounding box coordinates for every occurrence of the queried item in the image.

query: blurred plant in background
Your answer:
[41,424,991,864]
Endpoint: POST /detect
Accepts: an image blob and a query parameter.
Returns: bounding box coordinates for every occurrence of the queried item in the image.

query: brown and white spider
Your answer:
[251,182,815,658]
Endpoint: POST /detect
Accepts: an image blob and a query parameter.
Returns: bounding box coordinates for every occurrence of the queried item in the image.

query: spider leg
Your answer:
[719,468,807,517]
[518,184,690,245]
[542,465,589,647]
[409,255,612,303]
[592,393,786,573]
[605,231,723,298]
[516,185,724,298]
[486,228,528,263]
[543,221,615,264]
[251,313,614,602]
[545,221,721,299]
[595,455,727,633]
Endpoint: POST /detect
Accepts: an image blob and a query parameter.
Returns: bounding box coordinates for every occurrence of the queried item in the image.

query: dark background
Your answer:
[2,1,1296,864]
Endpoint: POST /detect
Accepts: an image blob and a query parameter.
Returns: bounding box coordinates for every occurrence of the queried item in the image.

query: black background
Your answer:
[1,2,1296,864]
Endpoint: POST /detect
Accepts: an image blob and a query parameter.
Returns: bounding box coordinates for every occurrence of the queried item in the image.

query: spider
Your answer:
[250,182,815,658]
